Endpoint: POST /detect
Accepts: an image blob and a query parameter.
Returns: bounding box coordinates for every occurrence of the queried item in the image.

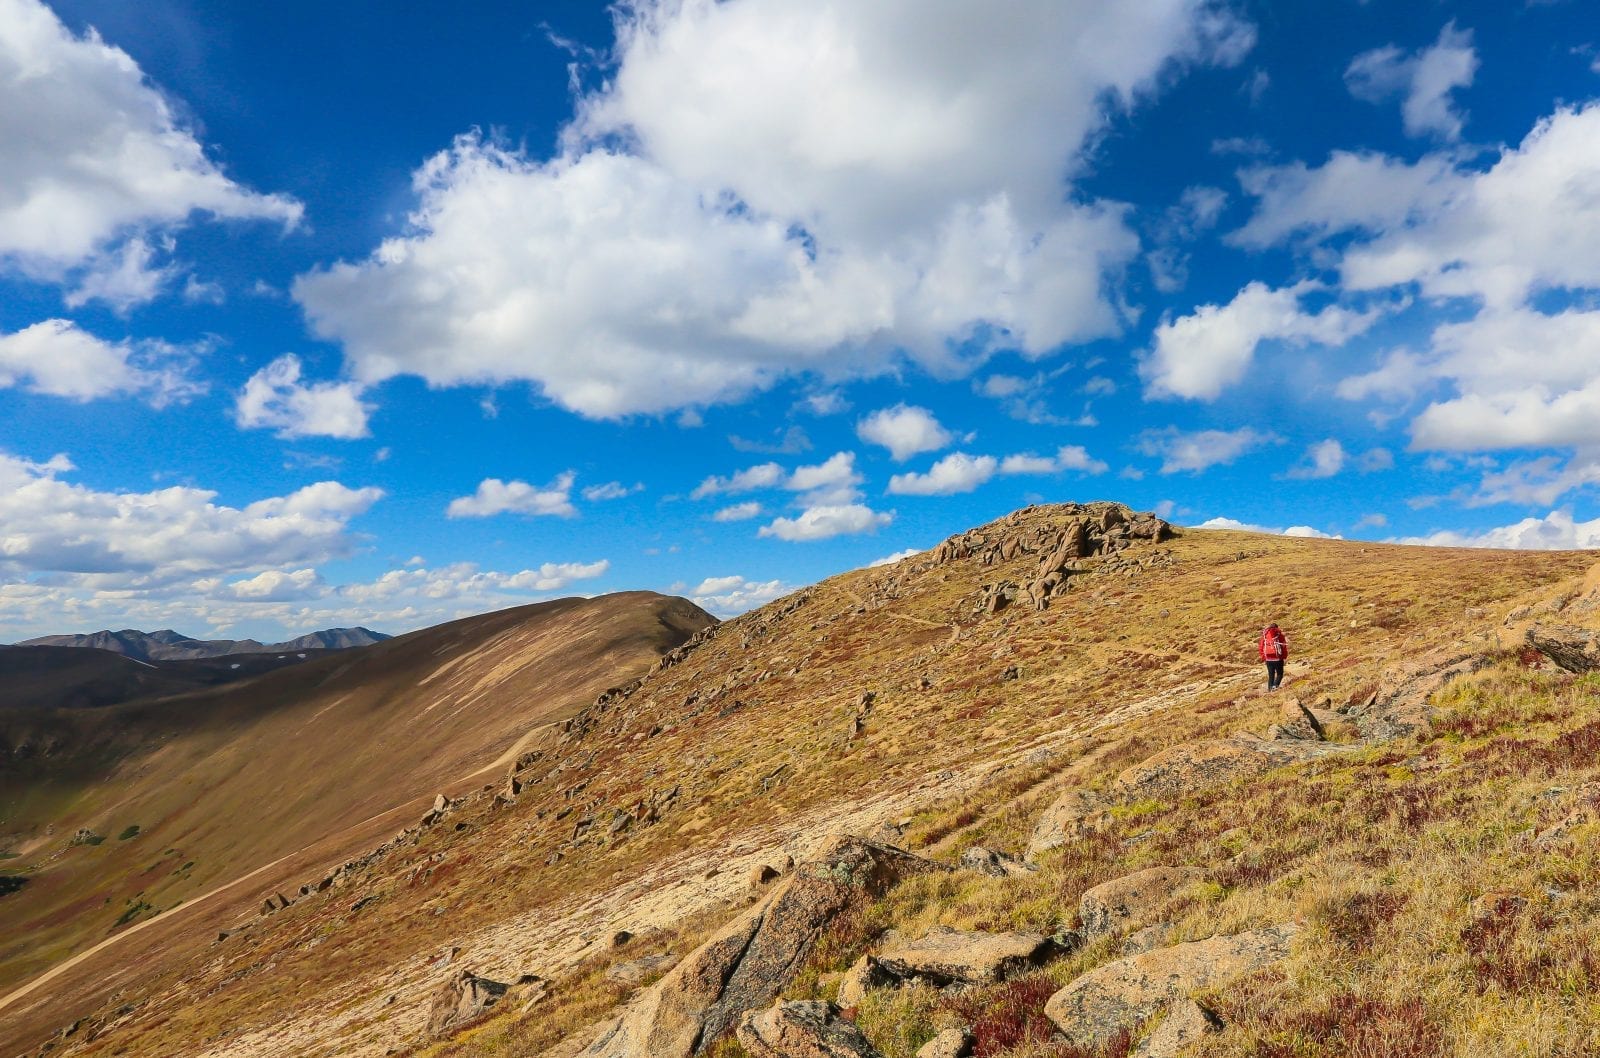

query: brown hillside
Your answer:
[0,591,712,1041]
[4,504,1597,1058]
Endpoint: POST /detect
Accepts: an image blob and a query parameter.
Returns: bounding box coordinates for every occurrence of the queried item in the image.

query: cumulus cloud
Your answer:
[857,404,953,461]
[1287,439,1345,479]
[0,451,381,585]
[887,453,997,496]
[869,547,923,567]
[693,452,862,505]
[1138,426,1278,474]
[0,0,300,298]
[0,318,202,405]
[689,574,791,617]
[1345,22,1478,141]
[446,472,577,518]
[1397,510,1600,550]
[234,354,373,439]
[711,501,764,522]
[295,2,1254,417]
[1143,281,1382,400]
[999,445,1109,476]
[758,503,893,542]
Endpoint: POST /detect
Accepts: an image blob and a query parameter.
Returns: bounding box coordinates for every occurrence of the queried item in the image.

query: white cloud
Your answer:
[857,404,954,461]
[1199,516,1340,539]
[1238,103,1600,311]
[1286,439,1346,479]
[1396,510,1600,550]
[234,354,373,440]
[887,452,997,496]
[693,451,862,505]
[228,567,324,601]
[0,0,300,296]
[295,2,1254,418]
[1345,23,1478,141]
[711,501,764,522]
[758,503,893,542]
[0,451,381,585]
[582,481,641,501]
[1463,456,1600,508]
[999,445,1109,476]
[446,472,577,518]
[1138,426,1277,474]
[688,574,791,617]
[869,547,922,567]
[1143,280,1382,400]
[0,318,202,405]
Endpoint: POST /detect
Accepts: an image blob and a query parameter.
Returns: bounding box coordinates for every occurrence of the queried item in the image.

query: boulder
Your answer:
[736,1000,884,1058]
[1079,867,1205,940]
[877,926,1055,986]
[916,1028,973,1058]
[1025,788,1112,860]
[580,837,945,1057]
[1120,923,1173,957]
[1044,925,1297,1048]
[427,969,510,1038]
[1134,998,1221,1058]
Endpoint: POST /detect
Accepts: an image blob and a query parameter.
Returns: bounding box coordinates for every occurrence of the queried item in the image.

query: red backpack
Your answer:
[1259,626,1286,660]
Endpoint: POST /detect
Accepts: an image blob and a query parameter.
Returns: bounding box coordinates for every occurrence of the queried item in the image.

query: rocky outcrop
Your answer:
[580,837,945,1057]
[1079,867,1205,940]
[1527,624,1600,673]
[1133,998,1222,1058]
[427,970,510,1038]
[736,1000,884,1058]
[1044,925,1297,1048]
[929,503,1175,612]
[876,926,1057,986]
[606,954,678,987]
[958,846,1035,878]
[1114,736,1341,801]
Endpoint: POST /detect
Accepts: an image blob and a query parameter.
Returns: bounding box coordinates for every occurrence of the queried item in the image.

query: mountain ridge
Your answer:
[14,625,391,660]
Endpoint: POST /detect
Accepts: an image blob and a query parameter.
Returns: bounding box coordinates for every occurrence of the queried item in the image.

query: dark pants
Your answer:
[1265,660,1284,689]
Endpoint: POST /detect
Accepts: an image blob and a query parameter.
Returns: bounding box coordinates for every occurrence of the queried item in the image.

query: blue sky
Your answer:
[4,0,1600,641]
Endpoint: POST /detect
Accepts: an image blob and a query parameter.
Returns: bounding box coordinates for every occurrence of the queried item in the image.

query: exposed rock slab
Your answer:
[916,1027,973,1058]
[736,1000,884,1058]
[1114,737,1339,801]
[1079,866,1205,939]
[580,837,945,1057]
[1528,625,1600,673]
[426,969,509,1038]
[877,926,1055,986]
[1133,998,1222,1058]
[1044,925,1297,1048]
[1025,788,1112,860]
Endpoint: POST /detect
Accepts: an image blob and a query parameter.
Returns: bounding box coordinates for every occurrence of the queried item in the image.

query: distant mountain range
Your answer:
[13,626,390,661]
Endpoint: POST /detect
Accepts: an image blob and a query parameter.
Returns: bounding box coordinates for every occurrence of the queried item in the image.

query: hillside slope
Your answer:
[0,646,338,712]
[0,591,712,1042]
[6,504,1598,1058]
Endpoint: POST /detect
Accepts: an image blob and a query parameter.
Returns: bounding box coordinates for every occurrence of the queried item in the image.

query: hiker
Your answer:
[1258,622,1289,691]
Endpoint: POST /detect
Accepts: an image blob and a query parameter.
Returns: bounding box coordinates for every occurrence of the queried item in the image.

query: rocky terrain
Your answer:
[4,502,1599,1058]
[15,627,390,661]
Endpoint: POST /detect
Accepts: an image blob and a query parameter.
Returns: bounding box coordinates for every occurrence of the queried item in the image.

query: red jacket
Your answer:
[1258,626,1288,662]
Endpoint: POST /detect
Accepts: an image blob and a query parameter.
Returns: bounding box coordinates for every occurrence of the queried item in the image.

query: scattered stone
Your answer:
[748,863,781,893]
[736,1000,884,1058]
[1527,625,1600,673]
[1079,866,1205,940]
[958,846,1035,878]
[1044,925,1297,1048]
[426,969,510,1038]
[877,926,1056,986]
[611,930,634,948]
[916,1028,973,1058]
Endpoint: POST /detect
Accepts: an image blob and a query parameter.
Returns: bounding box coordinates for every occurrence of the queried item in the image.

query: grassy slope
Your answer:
[0,591,711,1045]
[12,508,1597,1058]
